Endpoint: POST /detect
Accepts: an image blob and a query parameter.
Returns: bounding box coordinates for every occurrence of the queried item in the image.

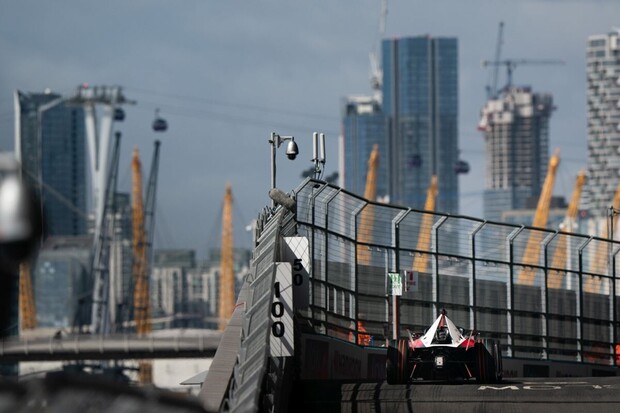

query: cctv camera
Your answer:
[286,140,299,160]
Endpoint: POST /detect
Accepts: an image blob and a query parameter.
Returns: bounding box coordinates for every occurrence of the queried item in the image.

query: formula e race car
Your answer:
[386,310,502,384]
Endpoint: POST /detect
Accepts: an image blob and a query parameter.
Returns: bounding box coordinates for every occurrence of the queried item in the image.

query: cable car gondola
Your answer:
[114,108,125,121]
[152,108,168,132]
[454,160,470,174]
[408,154,422,168]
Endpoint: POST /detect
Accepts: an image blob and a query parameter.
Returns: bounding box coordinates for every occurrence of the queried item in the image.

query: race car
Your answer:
[386,309,502,384]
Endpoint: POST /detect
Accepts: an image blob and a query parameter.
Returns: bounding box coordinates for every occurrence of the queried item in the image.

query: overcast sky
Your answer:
[1,0,618,257]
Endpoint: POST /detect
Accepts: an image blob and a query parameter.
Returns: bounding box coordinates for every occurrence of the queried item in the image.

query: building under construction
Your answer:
[478,86,555,222]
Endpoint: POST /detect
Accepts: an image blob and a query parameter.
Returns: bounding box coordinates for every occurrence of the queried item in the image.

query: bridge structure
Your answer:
[200,178,620,412]
[0,330,221,362]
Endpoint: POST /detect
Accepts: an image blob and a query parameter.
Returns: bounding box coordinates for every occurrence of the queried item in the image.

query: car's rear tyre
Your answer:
[386,339,408,384]
[491,340,503,383]
[476,339,501,383]
[476,341,488,383]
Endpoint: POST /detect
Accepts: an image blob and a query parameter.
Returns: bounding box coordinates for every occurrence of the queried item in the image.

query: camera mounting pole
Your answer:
[269,132,298,208]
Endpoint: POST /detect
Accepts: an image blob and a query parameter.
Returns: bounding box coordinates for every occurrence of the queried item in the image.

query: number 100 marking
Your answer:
[272,281,285,338]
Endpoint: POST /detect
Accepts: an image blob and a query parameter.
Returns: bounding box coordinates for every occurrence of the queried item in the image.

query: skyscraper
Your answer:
[34,236,92,328]
[14,90,87,236]
[581,30,620,219]
[381,36,460,212]
[340,35,462,212]
[340,95,388,200]
[478,87,554,222]
[109,192,134,327]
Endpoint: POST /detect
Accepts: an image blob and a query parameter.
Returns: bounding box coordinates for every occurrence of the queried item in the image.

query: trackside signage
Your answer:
[270,263,294,357]
[283,237,310,309]
[387,272,402,296]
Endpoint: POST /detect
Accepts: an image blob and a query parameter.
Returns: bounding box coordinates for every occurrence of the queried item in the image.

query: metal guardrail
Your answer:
[285,178,620,366]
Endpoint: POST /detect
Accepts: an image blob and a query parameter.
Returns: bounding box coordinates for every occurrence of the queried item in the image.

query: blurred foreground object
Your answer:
[0,154,43,266]
[0,372,207,413]
[0,153,43,344]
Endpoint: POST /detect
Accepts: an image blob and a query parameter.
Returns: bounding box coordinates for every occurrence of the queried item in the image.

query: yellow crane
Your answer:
[412,175,438,273]
[548,170,586,289]
[357,144,380,266]
[518,149,560,285]
[218,183,235,331]
[131,148,152,384]
[19,262,37,330]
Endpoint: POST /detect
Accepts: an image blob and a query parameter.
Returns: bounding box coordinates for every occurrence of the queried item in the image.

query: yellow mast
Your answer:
[518,150,560,285]
[357,145,380,266]
[19,262,37,330]
[131,147,152,384]
[548,170,586,289]
[218,183,235,331]
[412,175,438,273]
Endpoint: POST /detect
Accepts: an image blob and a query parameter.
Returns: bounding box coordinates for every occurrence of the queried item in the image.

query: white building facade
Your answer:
[582,30,620,224]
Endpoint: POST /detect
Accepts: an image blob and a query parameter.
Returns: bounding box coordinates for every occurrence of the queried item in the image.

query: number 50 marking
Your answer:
[293,258,303,286]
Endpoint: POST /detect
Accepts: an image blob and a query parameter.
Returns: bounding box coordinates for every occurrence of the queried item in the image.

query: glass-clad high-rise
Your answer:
[341,96,388,200]
[34,236,92,328]
[382,36,460,213]
[14,90,87,236]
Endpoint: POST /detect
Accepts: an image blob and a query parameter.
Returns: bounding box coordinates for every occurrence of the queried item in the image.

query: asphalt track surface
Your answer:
[293,377,620,413]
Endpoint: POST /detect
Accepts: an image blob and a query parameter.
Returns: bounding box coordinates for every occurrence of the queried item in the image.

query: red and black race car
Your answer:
[386,310,502,384]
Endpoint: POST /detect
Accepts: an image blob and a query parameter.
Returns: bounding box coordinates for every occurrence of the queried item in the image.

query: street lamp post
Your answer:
[269,132,298,207]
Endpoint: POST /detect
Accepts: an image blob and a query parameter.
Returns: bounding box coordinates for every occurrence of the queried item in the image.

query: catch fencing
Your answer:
[284,179,620,366]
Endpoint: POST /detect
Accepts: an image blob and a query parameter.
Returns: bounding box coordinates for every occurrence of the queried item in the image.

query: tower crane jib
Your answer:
[370,0,388,98]
[481,59,565,92]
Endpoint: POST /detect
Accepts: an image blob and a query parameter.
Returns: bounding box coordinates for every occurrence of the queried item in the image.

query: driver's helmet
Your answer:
[436,326,450,343]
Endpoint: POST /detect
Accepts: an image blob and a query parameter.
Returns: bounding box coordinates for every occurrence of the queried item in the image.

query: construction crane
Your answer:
[218,183,235,331]
[127,140,161,383]
[548,170,586,289]
[19,262,36,330]
[89,132,122,334]
[131,147,152,383]
[66,85,135,335]
[481,58,565,93]
[486,21,504,99]
[517,150,561,285]
[412,175,438,273]
[144,141,161,290]
[357,145,380,266]
[369,0,388,99]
